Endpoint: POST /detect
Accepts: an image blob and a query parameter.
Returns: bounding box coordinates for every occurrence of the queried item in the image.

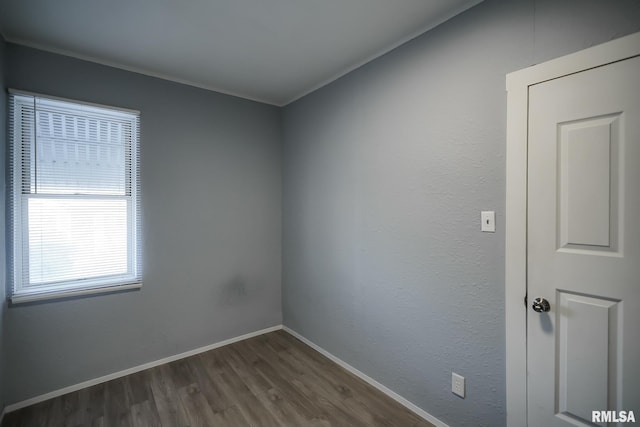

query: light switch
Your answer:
[481,211,495,232]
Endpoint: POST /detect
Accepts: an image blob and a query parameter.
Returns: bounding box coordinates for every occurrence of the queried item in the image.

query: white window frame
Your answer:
[8,90,142,303]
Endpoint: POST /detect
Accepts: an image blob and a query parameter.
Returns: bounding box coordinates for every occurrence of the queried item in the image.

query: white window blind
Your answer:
[8,91,142,302]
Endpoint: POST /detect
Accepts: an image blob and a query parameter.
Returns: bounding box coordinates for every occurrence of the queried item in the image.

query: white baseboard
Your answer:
[5,324,283,413]
[6,323,450,427]
[283,326,450,427]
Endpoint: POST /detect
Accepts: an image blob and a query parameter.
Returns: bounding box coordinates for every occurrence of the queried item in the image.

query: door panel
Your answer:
[527,56,640,426]
[558,115,619,249]
[557,292,621,425]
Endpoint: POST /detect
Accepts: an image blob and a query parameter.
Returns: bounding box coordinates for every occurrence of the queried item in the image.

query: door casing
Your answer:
[504,31,640,426]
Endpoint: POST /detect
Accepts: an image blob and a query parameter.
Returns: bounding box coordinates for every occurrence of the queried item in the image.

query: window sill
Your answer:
[10,282,143,304]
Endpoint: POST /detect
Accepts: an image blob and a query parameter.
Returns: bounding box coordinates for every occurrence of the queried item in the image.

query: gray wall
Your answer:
[2,0,640,421]
[3,44,282,404]
[0,35,7,412]
[281,0,640,426]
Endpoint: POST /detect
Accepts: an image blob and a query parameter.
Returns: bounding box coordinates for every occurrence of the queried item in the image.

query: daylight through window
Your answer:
[8,92,142,302]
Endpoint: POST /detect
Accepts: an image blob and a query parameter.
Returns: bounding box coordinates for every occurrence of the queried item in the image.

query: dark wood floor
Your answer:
[2,330,433,427]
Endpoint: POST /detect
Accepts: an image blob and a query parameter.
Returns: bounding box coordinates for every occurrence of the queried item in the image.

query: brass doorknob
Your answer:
[532,297,551,313]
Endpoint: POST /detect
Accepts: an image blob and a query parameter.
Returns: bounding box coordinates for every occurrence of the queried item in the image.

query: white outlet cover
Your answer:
[452,372,465,398]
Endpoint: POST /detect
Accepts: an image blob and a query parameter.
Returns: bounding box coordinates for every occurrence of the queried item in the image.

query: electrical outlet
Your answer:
[452,372,465,398]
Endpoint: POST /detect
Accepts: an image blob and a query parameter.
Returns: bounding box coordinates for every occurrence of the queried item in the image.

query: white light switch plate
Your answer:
[481,211,495,232]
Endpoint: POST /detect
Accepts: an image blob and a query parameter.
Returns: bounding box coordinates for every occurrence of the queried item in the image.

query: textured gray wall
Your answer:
[2,0,640,420]
[3,44,282,404]
[0,35,7,412]
[282,0,640,426]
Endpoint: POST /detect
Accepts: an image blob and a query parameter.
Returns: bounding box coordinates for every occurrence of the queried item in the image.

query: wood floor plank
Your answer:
[249,348,336,423]
[167,359,193,390]
[147,364,190,426]
[233,391,282,427]
[248,337,370,427]
[82,383,107,425]
[130,400,161,427]
[272,346,369,425]
[278,332,424,425]
[198,346,230,376]
[2,330,435,427]
[221,404,251,426]
[220,346,272,397]
[177,383,218,427]
[189,354,235,413]
[103,377,131,427]
[253,388,310,426]
[125,371,151,407]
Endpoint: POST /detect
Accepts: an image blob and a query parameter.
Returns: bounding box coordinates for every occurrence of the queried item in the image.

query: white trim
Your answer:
[504,53,529,427]
[282,0,484,105]
[3,37,279,107]
[283,326,450,427]
[8,92,142,304]
[504,31,640,426]
[4,323,449,424]
[10,282,143,305]
[4,324,283,413]
[8,88,141,114]
[0,406,5,425]
[4,0,483,108]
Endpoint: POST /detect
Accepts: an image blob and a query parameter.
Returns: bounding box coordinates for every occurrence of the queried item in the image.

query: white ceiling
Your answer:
[0,0,482,106]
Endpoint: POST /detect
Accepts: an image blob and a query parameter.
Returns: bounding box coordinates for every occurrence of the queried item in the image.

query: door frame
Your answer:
[504,31,640,426]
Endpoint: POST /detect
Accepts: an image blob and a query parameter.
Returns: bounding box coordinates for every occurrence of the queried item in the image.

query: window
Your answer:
[8,91,142,302]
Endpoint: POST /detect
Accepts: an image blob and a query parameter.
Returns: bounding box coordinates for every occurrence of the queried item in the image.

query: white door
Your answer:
[527,55,640,426]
